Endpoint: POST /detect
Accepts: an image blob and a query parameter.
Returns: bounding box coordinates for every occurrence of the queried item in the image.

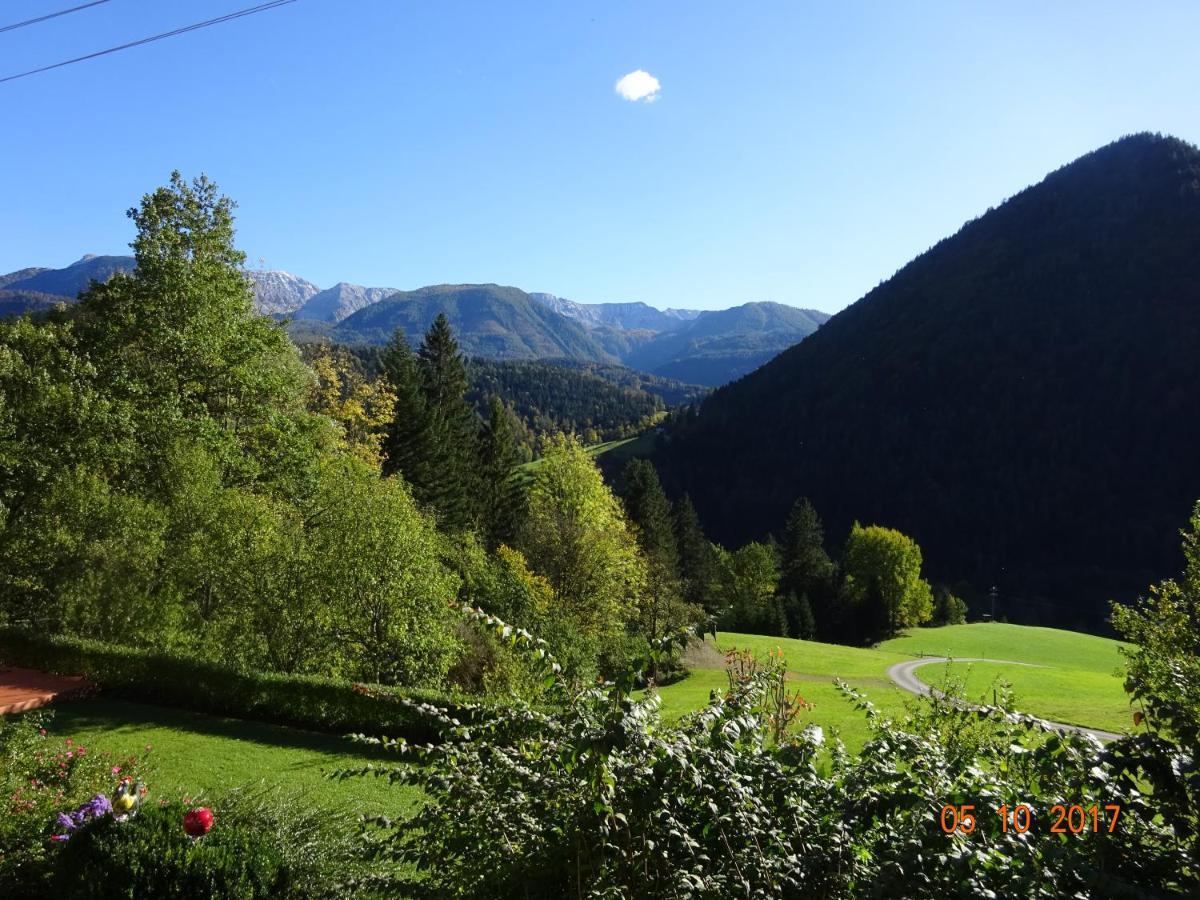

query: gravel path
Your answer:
[885,656,1122,743]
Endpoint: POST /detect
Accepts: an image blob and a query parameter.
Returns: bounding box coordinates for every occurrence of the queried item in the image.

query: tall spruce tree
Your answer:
[674,493,718,614]
[479,393,524,548]
[779,497,836,639]
[622,459,695,665]
[416,314,481,529]
[380,329,431,490]
[621,459,679,574]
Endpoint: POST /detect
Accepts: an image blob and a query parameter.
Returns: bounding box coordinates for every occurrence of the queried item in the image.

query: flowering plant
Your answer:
[50,793,112,842]
[0,711,151,894]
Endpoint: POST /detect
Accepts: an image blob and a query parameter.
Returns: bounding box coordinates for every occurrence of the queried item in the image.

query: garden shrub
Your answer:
[338,611,1196,898]
[0,628,474,743]
[0,711,150,899]
[53,801,290,899]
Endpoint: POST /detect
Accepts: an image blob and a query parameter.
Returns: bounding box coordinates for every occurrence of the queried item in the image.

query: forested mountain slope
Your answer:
[656,133,1200,629]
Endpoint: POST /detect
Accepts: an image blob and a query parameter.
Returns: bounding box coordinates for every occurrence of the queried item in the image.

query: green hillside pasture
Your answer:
[878,622,1126,673]
[657,625,1136,750]
[655,633,915,752]
[938,661,1134,734]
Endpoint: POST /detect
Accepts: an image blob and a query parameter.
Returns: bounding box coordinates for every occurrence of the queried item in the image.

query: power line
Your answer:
[0,1,111,35]
[0,0,299,85]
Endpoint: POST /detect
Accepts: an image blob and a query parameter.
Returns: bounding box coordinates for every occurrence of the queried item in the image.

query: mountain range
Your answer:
[0,257,829,386]
[655,132,1200,630]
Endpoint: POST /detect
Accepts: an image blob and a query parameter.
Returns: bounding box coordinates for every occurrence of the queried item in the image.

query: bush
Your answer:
[349,641,1193,897]
[0,711,150,899]
[53,801,290,899]
[0,629,473,743]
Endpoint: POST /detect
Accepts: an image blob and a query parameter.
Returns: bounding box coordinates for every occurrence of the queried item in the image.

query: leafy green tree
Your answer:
[308,346,395,469]
[1,469,170,641]
[1109,500,1200,863]
[519,434,644,678]
[478,394,525,548]
[715,541,782,635]
[416,314,481,529]
[841,523,934,639]
[75,172,324,495]
[674,493,719,613]
[303,457,461,685]
[0,317,134,626]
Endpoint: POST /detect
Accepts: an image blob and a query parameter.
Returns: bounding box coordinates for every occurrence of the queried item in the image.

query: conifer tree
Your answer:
[479,393,525,547]
[621,459,692,664]
[416,314,481,529]
[779,497,837,639]
[380,329,431,490]
[674,493,718,613]
[621,459,679,575]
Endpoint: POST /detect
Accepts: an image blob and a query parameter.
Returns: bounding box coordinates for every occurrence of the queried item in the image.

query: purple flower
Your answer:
[56,812,74,830]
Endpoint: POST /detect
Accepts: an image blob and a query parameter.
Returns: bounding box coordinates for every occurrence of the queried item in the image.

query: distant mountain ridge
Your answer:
[295,282,400,323]
[529,293,704,332]
[1,258,828,386]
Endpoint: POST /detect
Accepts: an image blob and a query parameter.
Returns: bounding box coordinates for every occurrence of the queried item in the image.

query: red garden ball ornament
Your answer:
[183,807,214,838]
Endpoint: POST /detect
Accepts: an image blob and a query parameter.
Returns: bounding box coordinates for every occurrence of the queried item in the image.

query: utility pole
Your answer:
[990,585,998,622]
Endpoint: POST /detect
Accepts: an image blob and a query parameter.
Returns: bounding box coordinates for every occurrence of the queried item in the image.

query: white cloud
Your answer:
[615,69,661,103]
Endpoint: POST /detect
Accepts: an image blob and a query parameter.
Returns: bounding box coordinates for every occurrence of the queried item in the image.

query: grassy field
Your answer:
[656,624,1136,749]
[41,697,421,817]
[517,430,658,477]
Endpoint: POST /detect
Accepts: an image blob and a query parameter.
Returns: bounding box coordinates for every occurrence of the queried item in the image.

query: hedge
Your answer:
[0,628,472,743]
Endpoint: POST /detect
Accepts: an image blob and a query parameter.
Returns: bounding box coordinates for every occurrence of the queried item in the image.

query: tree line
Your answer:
[0,174,713,693]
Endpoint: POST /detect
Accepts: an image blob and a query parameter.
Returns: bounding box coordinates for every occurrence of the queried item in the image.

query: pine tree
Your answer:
[380,329,431,490]
[479,394,525,548]
[417,314,481,529]
[621,459,679,575]
[780,498,834,597]
[674,493,718,614]
[621,459,687,663]
[780,497,839,639]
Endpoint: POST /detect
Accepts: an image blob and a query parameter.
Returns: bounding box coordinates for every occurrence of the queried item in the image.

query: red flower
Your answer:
[183,807,214,838]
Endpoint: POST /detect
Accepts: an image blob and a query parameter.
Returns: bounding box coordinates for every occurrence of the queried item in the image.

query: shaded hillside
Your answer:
[0,289,67,317]
[333,284,618,361]
[4,255,135,298]
[627,302,829,385]
[656,133,1200,630]
[0,267,50,289]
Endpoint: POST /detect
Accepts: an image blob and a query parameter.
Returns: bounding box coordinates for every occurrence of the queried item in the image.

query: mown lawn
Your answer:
[877,622,1127,672]
[657,624,1136,748]
[42,697,422,817]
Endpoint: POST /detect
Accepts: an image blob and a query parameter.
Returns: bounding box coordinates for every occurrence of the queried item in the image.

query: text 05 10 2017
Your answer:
[939,803,1121,835]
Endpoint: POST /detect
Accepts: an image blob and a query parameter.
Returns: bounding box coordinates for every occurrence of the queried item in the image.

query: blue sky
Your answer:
[2,1,1198,312]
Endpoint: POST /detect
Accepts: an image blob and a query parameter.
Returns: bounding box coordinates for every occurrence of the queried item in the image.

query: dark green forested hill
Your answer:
[656,133,1200,630]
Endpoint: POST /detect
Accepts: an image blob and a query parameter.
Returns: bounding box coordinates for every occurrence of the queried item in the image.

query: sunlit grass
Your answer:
[43,697,421,817]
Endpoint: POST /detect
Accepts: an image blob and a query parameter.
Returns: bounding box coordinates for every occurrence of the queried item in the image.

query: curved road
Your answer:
[886,657,1122,743]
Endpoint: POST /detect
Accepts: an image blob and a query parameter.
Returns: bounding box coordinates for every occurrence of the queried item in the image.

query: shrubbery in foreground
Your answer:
[338,506,1200,900]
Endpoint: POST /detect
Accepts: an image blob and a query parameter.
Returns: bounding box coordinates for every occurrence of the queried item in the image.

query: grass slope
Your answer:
[43,698,419,816]
[658,624,1135,749]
